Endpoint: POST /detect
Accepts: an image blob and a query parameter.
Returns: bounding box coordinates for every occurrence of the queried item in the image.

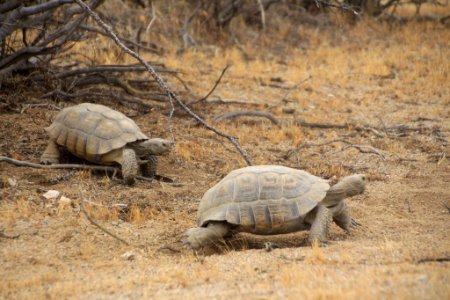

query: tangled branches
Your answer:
[0,0,103,77]
[0,1,177,112]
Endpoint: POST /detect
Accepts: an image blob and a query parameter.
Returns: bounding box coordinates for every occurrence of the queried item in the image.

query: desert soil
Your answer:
[1,13,449,300]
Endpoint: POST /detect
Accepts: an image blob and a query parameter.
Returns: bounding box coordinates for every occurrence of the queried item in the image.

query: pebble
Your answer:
[7,178,18,187]
[43,190,61,200]
[58,196,72,205]
[121,251,136,261]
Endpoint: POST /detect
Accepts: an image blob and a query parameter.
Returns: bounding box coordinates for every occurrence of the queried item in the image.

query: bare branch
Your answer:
[0,155,119,173]
[79,189,130,246]
[74,0,253,166]
[78,24,160,54]
[191,64,231,104]
[214,110,279,125]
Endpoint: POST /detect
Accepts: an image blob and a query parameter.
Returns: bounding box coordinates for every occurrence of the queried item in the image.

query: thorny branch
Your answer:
[74,0,253,166]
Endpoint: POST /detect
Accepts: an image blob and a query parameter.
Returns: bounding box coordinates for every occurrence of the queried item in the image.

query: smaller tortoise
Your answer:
[183,165,366,249]
[41,103,173,185]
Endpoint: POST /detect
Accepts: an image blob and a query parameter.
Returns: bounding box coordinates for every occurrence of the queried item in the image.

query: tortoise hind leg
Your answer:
[183,222,230,249]
[307,205,332,246]
[121,148,138,185]
[40,140,60,164]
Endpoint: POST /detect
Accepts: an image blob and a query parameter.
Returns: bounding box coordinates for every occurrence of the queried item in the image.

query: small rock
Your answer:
[121,251,136,261]
[43,190,61,200]
[7,178,18,187]
[58,196,72,205]
[111,221,119,226]
[418,275,428,283]
[282,107,296,114]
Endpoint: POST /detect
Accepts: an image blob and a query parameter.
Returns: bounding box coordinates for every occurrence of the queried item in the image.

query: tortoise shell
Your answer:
[45,103,147,162]
[197,165,330,234]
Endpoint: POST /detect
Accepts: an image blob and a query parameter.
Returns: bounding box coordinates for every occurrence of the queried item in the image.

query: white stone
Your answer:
[58,196,72,205]
[121,251,136,261]
[42,190,61,200]
[7,178,17,187]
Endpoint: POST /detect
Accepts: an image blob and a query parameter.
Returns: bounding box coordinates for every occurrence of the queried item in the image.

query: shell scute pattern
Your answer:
[234,172,259,202]
[198,165,330,232]
[259,172,282,200]
[46,103,148,159]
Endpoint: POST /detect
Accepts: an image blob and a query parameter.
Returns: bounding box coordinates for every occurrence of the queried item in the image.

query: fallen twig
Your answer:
[0,230,20,239]
[443,202,450,214]
[190,64,231,104]
[79,189,130,246]
[75,0,253,166]
[417,257,450,263]
[213,110,279,125]
[0,156,172,183]
[0,156,119,173]
[345,144,386,159]
[203,98,262,106]
[283,138,386,160]
[295,120,448,138]
[81,199,128,210]
[30,63,173,81]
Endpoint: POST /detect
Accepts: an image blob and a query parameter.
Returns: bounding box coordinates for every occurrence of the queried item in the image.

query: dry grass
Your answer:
[1,2,449,299]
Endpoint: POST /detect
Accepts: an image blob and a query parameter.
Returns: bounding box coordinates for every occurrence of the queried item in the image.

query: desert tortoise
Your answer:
[40,103,173,184]
[183,165,366,249]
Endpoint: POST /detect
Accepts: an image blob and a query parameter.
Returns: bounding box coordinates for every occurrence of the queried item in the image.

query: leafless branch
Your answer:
[181,1,202,48]
[78,24,160,54]
[213,110,280,125]
[74,0,253,166]
[0,155,120,173]
[145,2,157,33]
[344,144,386,158]
[0,156,169,183]
[191,64,231,104]
[257,0,266,31]
[79,189,130,246]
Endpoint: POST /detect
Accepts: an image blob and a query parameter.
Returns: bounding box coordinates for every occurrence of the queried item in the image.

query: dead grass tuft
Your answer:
[306,240,327,264]
[128,206,144,224]
[176,141,209,161]
[83,204,119,222]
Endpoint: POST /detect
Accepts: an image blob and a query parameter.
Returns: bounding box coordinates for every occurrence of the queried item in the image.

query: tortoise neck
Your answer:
[130,140,151,157]
[322,182,347,207]
[322,175,365,206]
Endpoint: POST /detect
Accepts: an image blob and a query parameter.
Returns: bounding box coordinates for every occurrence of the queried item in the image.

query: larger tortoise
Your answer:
[40,103,173,185]
[183,165,366,249]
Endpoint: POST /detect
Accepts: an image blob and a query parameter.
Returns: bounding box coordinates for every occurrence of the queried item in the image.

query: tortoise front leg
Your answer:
[332,202,360,232]
[183,221,230,249]
[121,148,138,185]
[308,205,332,246]
[40,140,60,164]
[140,155,158,179]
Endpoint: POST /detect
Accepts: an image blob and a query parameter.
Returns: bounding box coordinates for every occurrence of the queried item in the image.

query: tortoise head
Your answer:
[339,174,367,197]
[134,138,174,156]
